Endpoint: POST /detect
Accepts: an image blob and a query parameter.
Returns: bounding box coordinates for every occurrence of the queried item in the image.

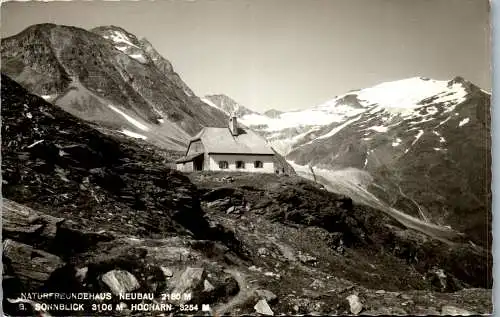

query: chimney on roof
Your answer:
[229,113,238,136]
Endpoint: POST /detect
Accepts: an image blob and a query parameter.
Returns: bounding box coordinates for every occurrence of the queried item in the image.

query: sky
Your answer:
[1,0,491,112]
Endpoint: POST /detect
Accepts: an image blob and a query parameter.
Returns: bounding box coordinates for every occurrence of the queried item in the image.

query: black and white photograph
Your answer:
[0,0,492,316]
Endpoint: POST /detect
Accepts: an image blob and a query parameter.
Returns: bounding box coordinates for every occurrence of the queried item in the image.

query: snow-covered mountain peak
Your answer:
[91,26,148,63]
[297,77,472,128]
[212,76,484,156]
[92,25,138,42]
[92,26,140,47]
[352,77,468,110]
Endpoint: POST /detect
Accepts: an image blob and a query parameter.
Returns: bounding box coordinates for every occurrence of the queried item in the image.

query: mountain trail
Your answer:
[214,268,257,316]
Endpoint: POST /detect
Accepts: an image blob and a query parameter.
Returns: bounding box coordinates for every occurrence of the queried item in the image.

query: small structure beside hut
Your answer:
[176,115,275,173]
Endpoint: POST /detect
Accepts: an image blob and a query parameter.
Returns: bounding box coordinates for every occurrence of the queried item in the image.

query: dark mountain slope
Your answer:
[1,73,249,316]
[1,73,209,237]
[189,172,491,311]
[1,23,228,150]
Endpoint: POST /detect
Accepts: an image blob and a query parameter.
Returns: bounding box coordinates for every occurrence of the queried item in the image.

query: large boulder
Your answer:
[346,294,363,315]
[101,270,141,295]
[172,267,205,299]
[254,299,274,316]
[441,305,476,316]
[2,199,64,248]
[3,239,65,291]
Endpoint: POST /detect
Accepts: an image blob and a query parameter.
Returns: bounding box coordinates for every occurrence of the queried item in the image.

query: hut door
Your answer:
[193,155,204,171]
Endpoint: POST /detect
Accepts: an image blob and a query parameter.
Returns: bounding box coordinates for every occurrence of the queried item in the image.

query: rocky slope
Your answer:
[1,73,210,238]
[190,172,491,315]
[202,94,257,117]
[263,109,284,118]
[2,74,491,316]
[1,73,241,316]
[1,23,228,151]
[212,77,491,249]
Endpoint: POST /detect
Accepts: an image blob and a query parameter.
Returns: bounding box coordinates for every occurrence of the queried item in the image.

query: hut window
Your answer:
[218,161,229,169]
[254,161,263,168]
[236,161,245,169]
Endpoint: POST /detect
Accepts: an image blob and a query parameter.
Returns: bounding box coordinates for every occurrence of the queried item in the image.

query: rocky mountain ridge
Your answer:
[229,77,487,154]
[1,23,228,151]
[202,94,258,117]
[287,77,491,248]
